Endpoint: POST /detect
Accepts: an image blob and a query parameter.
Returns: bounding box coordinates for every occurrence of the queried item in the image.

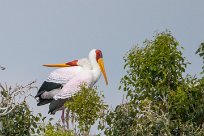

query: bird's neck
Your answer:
[89,56,101,81]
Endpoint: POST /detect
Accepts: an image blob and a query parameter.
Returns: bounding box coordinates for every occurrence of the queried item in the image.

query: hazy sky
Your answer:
[0,0,204,134]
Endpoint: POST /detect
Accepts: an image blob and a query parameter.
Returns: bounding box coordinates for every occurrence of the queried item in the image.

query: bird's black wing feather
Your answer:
[35,81,63,98]
[35,81,63,106]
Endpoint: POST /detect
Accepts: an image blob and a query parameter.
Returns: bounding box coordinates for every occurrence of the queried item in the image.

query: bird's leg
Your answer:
[65,108,70,130]
[71,112,76,132]
[61,109,65,126]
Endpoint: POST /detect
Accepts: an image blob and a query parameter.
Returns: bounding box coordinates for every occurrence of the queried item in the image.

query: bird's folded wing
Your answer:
[53,72,93,100]
[46,66,82,84]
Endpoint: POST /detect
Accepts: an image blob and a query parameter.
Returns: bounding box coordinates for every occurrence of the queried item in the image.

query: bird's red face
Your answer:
[95,49,108,85]
[95,50,103,61]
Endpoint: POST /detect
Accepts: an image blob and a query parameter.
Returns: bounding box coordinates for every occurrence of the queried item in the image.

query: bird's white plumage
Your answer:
[40,58,92,99]
[41,89,59,99]
[52,49,102,100]
[46,58,92,84]
[46,67,83,84]
[40,67,83,99]
[53,70,94,99]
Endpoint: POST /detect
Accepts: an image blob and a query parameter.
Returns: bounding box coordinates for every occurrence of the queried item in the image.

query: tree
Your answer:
[44,122,74,136]
[104,31,204,135]
[196,42,204,73]
[0,81,35,116]
[0,82,47,135]
[0,102,46,136]
[65,86,107,136]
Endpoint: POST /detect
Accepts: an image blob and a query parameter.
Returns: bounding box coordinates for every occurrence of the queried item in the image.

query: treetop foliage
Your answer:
[105,31,204,136]
[121,31,187,103]
[196,42,204,73]
[65,86,108,135]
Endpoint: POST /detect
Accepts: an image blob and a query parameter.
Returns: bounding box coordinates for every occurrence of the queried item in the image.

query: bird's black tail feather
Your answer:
[48,99,69,114]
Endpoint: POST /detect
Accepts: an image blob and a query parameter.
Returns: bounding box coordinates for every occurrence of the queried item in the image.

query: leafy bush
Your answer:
[44,123,74,136]
[65,86,108,135]
[196,42,204,73]
[0,102,45,136]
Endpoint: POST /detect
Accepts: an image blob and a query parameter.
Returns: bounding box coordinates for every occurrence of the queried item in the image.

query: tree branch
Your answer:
[0,81,36,116]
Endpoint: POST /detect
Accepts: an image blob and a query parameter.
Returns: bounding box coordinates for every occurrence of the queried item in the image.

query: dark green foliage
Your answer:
[196,42,204,72]
[0,82,48,136]
[0,102,45,136]
[104,31,204,136]
[65,86,107,135]
[121,31,187,103]
[104,103,136,136]
[44,123,74,136]
[196,42,204,59]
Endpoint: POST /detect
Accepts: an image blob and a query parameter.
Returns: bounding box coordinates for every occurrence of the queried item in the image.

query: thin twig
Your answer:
[0,81,36,116]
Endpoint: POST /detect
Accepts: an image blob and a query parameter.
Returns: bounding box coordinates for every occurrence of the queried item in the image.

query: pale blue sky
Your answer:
[0,0,204,134]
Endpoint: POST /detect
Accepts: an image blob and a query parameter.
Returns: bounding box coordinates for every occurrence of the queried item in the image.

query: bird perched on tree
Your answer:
[35,49,108,123]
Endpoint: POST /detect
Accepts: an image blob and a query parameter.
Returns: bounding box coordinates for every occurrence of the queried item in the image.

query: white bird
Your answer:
[35,49,108,120]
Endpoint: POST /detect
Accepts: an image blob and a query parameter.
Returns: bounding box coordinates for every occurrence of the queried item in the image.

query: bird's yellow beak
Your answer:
[98,58,108,85]
[42,63,71,67]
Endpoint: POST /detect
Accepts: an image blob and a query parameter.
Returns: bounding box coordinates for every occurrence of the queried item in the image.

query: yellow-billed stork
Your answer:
[35,49,108,123]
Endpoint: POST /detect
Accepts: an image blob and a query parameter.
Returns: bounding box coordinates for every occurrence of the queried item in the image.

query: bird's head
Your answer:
[89,49,108,85]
